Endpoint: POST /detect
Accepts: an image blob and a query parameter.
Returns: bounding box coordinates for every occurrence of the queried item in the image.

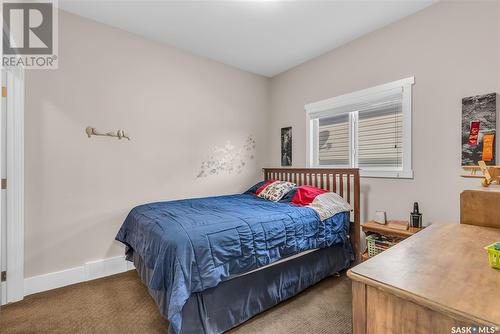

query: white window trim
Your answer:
[305,77,414,179]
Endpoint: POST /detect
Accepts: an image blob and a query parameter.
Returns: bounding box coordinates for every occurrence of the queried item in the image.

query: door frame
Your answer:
[2,67,25,304]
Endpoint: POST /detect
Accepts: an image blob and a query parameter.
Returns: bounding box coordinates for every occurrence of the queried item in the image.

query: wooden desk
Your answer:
[348,224,500,334]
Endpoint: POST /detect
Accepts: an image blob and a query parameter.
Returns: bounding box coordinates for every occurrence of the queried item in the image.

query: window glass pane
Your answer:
[358,98,403,168]
[318,114,350,166]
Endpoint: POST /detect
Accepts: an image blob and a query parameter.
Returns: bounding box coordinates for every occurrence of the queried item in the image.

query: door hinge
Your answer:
[1,178,6,190]
[1,86,6,98]
[1,271,6,282]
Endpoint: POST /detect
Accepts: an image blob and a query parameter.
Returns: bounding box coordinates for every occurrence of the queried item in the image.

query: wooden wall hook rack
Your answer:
[85,126,131,141]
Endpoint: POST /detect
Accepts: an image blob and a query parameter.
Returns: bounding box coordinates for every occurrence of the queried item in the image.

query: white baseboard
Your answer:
[85,256,128,281]
[1,281,6,305]
[24,255,136,297]
[24,266,85,296]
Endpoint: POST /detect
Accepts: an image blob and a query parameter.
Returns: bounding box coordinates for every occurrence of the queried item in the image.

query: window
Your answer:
[306,77,414,178]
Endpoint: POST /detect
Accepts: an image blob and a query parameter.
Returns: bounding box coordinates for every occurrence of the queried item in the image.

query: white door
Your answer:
[0,70,6,305]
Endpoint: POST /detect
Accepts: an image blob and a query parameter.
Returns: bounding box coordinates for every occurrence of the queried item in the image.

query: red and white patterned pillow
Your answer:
[258,181,296,202]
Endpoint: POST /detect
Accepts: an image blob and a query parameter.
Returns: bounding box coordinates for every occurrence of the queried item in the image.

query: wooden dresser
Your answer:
[461,189,500,228]
[348,223,500,333]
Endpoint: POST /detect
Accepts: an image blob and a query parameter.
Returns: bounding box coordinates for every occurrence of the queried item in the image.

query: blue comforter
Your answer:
[116,194,350,333]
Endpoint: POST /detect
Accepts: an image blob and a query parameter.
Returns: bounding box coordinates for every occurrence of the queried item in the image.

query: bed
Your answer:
[116,168,361,334]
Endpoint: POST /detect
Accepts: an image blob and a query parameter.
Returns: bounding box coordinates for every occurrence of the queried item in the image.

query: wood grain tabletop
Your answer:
[348,223,500,326]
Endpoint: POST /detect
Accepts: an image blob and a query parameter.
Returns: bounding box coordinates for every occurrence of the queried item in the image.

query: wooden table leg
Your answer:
[352,281,367,334]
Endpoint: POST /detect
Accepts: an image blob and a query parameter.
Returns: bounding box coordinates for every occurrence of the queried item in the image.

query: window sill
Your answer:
[360,169,414,179]
[311,164,414,179]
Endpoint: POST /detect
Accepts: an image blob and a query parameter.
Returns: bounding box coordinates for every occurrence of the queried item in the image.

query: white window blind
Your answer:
[306,77,413,178]
[318,114,350,166]
[357,93,403,168]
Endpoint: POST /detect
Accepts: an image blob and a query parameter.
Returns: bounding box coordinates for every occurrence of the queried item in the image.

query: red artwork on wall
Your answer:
[468,121,480,145]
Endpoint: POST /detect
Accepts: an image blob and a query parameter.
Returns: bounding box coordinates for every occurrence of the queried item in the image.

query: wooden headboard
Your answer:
[263,167,361,264]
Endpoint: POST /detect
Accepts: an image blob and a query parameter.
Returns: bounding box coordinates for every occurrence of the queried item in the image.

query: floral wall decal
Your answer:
[197,135,256,178]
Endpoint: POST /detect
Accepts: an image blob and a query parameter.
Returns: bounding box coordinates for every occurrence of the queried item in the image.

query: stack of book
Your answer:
[373,236,397,251]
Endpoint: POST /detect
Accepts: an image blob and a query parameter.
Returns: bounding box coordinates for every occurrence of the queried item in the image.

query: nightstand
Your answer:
[361,221,424,261]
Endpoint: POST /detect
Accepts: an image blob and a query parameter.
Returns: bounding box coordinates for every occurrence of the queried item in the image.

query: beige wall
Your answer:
[268,1,500,225]
[25,11,269,277]
[25,1,500,278]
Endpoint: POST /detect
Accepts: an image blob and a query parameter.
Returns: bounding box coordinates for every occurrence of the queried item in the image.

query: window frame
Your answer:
[305,77,414,179]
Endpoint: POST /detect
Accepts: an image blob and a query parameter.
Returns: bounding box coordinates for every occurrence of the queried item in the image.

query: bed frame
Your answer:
[134,167,362,334]
[263,167,361,264]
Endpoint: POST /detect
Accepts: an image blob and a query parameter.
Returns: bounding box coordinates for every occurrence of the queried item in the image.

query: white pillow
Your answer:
[307,192,352,221]
[258,181,296,202]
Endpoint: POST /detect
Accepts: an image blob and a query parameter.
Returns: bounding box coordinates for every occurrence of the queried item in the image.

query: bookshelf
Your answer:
[361,221,424,261]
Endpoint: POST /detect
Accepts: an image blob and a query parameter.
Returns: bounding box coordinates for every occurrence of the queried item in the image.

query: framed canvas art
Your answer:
[281,127,292,166]
[462,93,496,166]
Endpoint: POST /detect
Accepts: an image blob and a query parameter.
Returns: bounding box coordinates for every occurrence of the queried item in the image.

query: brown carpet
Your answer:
[0,271,352,334]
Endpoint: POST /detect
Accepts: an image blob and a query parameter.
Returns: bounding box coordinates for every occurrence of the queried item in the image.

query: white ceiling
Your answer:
[59,0,436,77]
